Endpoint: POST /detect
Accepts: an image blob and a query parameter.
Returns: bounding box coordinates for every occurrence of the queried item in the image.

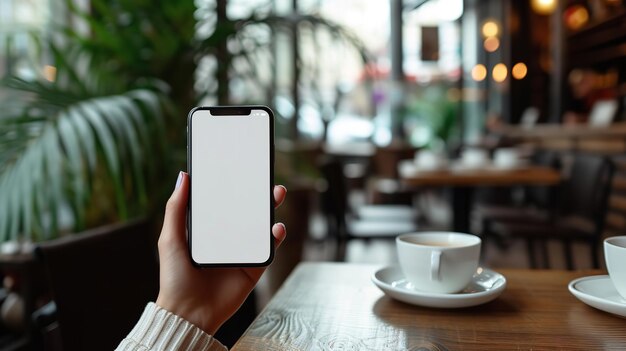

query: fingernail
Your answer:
[175,172,183,189]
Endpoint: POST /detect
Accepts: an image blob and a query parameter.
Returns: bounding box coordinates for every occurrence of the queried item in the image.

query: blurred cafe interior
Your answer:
[1,0,626,349]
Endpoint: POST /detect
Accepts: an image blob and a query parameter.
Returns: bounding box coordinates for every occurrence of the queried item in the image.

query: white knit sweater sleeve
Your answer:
[116,303,228,351]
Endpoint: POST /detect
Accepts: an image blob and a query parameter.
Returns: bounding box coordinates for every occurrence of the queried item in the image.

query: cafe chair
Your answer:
[33,219,159,351]
[366,144,418,206]
[487,154,614,269]
[363,145,421,221]
[320,158,418,261]
[479,150,561,251]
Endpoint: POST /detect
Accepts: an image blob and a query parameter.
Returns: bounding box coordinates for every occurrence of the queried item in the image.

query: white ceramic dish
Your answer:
[398,160,446,177]
[568,275,626,318]
[450,161,492,172]
[372,266,506,308]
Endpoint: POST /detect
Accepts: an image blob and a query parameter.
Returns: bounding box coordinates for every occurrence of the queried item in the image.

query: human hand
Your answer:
[155,171,287,335]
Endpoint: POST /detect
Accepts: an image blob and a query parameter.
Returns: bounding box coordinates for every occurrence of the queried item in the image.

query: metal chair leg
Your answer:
[590,240,600,269]
[563,240,574,270]
[526,238,537,269]
[334,238,347,262]
[540,240,550,269]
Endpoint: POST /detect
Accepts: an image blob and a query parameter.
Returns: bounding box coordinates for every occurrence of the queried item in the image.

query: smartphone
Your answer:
[187,106,274,267]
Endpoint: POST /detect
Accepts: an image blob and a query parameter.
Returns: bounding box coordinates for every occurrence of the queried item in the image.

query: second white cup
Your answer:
[604,236,626,300]
[396,232,481,294]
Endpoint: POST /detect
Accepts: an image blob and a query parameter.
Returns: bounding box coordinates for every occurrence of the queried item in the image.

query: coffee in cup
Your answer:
[604,236,626,299]
[396,232,481,294]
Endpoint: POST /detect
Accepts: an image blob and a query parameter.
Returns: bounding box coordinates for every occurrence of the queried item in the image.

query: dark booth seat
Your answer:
[35,219,160,351]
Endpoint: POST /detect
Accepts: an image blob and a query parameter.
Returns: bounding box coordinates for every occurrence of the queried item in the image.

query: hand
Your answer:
[155,171,287,335]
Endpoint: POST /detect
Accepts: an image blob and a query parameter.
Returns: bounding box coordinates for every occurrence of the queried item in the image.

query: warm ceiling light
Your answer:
[43,65,57,82]
[471,64,487,81]
[512,62,528,79]
[492,63,508,82]
[531,0,558,15]
[483,37,500,52]
[564,5,589,30]
[482,21,499,38]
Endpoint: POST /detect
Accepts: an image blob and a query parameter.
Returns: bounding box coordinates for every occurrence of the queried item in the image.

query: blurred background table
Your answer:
[233,262,623,351]
[399,165,561,232]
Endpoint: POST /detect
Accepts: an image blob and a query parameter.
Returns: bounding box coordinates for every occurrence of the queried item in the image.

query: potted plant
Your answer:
[1,0,371,246]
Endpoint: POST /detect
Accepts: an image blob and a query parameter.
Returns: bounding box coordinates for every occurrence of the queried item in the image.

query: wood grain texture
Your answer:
[502,124,626,154]
[578,138,626,154]
[400,166,560,188]
[611,175,626,192]
[539,138,576,151]
[609,195,626,214]
[233,263,625,351]
[502,123,626,139]
[606,211,626,230]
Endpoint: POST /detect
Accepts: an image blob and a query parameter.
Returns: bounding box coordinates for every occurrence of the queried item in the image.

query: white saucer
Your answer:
[568,275,626,318]
[398,160,446,177]
[371,266,506,308]
[450,161,492,172]
[490,160,530,171]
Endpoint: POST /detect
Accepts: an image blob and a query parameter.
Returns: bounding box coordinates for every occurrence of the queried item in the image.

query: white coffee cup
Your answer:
[604,236,626,299]
[493,148,520,169]
[396,232,481,294]
[461,148,488,168]
[414,150,446,171]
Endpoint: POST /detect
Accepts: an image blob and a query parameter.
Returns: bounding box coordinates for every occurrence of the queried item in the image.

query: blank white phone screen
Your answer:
[190,109,271,264]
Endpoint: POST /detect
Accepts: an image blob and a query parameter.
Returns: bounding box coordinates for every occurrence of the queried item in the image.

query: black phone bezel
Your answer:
[187,105,275,268]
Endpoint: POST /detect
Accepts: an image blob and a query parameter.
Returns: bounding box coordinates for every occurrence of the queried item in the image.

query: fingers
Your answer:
[159,177,285,258]
[273,185,287,209]
[271,186,287,248]
[159,172,189,250]
[272,222,287,248]
[242,222,287,282]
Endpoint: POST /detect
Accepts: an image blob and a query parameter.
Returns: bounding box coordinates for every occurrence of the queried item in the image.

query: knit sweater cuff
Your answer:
[116,302,228,351]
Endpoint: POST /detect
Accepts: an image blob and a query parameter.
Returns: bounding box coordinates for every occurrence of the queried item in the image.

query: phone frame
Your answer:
[187,105,275,267]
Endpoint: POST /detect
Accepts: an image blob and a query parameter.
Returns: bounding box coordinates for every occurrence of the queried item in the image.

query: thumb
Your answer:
[159,172,189,250]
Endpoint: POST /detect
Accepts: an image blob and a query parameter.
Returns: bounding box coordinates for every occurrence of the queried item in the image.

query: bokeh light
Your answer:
[492,63,508,82]
[43,65,57,82]
[512,63,528,79]
[471,64,487,81]
[531,0,557,15]
[482,21,499,38]
[564,5,589,30]
[484,37,500,52]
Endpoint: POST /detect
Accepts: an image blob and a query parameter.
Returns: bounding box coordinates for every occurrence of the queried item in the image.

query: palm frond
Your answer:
[0,81,165,241]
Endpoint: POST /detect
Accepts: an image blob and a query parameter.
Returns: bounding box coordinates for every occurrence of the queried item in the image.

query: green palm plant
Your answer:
[0,0,370,243]
[0,38,167,242]
[0,0,193,243]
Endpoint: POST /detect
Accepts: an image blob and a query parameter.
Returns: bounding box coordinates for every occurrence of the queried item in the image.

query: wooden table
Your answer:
[399,165,561,232]
[234,263,625,350]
